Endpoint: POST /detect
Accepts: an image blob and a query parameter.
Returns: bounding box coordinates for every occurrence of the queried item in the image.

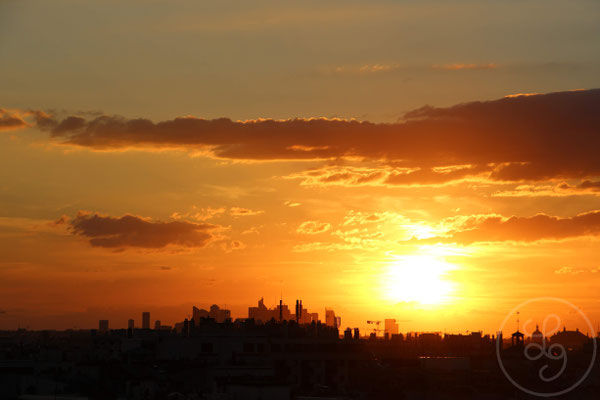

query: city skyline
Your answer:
[10,296,598,340]
[2,2,600,398]
[2,0,600,339]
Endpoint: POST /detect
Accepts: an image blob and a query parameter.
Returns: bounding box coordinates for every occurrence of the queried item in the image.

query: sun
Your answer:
[381,255,456,305]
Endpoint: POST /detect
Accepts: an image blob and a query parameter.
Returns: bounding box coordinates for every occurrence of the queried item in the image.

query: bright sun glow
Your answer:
[381,255,456,305]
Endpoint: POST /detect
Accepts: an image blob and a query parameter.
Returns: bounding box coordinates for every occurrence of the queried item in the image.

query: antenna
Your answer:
[517,311,520,332]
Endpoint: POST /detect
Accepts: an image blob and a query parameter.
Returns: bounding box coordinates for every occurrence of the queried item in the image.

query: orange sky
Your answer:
[2,90,600,335]
[1,1,600,336]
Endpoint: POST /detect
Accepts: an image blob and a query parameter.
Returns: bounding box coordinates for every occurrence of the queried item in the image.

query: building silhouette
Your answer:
[127,318,134,330]
[249,297,290,322]
[248,298,318,324]
[531,324,544,344]
[550,326,589,350]
[98,319,108,334]
[325,308,338,328]
[192,304,231,324]
[511,329,524,347]
[2,300,599,400]
[385,319,399,337]
[142,311,150,329]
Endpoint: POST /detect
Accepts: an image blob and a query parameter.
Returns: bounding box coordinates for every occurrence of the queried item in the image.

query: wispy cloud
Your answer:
[297,221,331,235]
[287,164,490,187]
[493,181,600,197]
[554,266,584,275]
[230,207,264,217]
[432,63,496,70]
[171,207,226,221]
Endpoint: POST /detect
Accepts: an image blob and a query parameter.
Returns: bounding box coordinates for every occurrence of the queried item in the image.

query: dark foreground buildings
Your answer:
[0,309,599,399]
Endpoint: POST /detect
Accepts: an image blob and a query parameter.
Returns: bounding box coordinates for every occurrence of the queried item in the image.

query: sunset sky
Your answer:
[1,0,600,334]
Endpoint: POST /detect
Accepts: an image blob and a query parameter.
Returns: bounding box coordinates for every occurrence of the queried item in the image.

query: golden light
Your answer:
[381,254,456,305]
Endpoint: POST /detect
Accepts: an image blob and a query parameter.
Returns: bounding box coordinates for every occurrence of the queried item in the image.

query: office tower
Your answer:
[295,300,302,323]
[142,312,150,329]
[193,306,209,325]
[249,298,293,323]
[128,319,134,330]
[193,304,232,324]
[385,319,399,337]
[209,304,231,323]
[99,319,109,333]
[344,327,352,339]
[279,299,283,321]
[325,309,337,328]
[154,320,161,330]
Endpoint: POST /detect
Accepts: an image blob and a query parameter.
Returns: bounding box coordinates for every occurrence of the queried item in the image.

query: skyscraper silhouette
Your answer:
[142,312,150,330]
[98,319,108,334]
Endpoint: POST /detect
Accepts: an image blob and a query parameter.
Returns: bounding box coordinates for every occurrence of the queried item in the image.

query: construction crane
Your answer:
[367,320,383,335]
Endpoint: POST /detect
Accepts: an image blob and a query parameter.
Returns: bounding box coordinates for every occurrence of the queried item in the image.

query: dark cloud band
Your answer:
[66,212,217,249]
[413,211,600,245]
[0,109,27,131]
[18,89,600,183]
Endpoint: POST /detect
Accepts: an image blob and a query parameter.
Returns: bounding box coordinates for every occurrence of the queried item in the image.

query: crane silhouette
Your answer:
[367,320,383,335]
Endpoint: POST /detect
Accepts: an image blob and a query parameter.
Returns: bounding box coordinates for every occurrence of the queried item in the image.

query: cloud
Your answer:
[220,240,246,252]
[241,226,261,235]
[171,206,263,221]
[493,181,600,197]
[288,165,388,187]
[342,211,403,226]
[68,211,217,249]
[385,165,490,186]
[0,109,28,131]
[332,228,384,241]
[171,206,226,221]
[330,61,495,75]
[554,266,584,275]
[24,89,600,183]
[229,207,264,216]
[326,63,404,75]
[356,63,402,73]
[287,164,488,187]
[297,221,331,235]
[412,211,600,245]
[432,63,496,70]
[492,184,570,198]
[504,92,541,98]
[560,180,600,193]
[293,228,388,252]
[293,242,360,252]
